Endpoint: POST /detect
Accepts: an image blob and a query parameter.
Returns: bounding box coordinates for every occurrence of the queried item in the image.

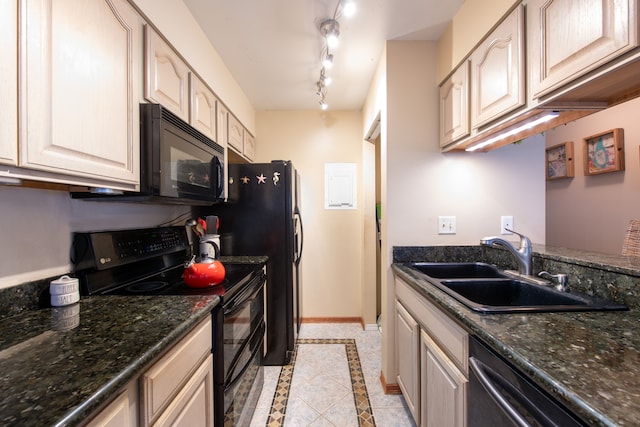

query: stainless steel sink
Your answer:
[406,263,628,314]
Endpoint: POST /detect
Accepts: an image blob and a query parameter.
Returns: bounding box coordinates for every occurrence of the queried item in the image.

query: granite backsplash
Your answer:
[393,245,640,310]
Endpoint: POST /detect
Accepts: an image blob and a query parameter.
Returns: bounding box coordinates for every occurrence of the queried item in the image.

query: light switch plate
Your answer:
[438,216,456,235]
[501,216,514,234]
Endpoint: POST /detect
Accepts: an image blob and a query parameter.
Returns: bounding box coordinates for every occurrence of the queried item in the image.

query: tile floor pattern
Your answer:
[250,323,416,427]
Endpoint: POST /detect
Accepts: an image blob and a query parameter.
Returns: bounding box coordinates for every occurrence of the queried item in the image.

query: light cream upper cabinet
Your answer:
[531,0,638,98]
[420,331,467,427]
[20,0,141,188]
[470,4,525,128]
[189,73,217,140]
[216,101,229,147]
[144,25,190,122]
[0,0,17,166]
[439,61,470,147]
[228,114,244,153]
[395,301,420,424]
[243,132,255,161]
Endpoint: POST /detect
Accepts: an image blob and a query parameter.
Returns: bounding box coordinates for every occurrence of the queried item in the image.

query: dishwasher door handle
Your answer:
[469,356,533,427]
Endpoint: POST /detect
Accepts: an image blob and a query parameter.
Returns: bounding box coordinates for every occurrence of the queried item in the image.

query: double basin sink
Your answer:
[406,262,628,314]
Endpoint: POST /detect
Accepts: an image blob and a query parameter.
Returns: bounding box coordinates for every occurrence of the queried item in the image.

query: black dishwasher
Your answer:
[468,336,586,427]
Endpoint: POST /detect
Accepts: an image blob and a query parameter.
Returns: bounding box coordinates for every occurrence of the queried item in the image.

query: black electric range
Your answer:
[72,226,266,427]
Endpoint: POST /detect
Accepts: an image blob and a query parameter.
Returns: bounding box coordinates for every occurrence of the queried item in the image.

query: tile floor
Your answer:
[250,323,416,427]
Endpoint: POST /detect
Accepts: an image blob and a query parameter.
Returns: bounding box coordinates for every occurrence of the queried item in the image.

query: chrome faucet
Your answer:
[480,229,532,276]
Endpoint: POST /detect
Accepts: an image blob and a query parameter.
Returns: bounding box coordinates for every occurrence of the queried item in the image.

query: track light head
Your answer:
[320,19,340,48]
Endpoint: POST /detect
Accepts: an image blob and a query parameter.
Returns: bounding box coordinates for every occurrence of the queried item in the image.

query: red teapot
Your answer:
[183,239,226,288]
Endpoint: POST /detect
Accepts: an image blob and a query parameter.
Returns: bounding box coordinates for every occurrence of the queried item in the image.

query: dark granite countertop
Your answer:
[392,249,640,427]
[0,294,218,426]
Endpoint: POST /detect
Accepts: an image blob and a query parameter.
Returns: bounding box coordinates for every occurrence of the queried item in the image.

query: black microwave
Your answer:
[73,103,225,205]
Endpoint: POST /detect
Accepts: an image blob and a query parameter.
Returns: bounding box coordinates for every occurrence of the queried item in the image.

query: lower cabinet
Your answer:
[395,277,469,427]
[86,317,213,427]
[421,331,467,427]
[395,301,420,421]
[86,382,138,427]
[140,317,213,426]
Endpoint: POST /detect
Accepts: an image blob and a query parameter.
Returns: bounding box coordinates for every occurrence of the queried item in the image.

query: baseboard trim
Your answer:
[379,370,402,394]
[302,317,363,324]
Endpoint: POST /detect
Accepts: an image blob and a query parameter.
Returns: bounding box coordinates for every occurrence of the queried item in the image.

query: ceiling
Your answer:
[182,0,464,111]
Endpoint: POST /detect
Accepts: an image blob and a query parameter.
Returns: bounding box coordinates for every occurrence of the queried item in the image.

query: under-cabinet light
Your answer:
[465,111,560,152]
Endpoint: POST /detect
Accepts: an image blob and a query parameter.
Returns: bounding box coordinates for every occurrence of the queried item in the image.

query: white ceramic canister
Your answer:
[50,275,80,306]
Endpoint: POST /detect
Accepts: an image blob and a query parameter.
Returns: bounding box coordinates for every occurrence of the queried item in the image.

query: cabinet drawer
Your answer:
[140,317,212,426]
[152,354,214,427]
[395,277,468,374]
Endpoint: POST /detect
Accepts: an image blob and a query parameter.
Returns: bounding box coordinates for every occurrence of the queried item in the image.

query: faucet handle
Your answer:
[505,228,531,247]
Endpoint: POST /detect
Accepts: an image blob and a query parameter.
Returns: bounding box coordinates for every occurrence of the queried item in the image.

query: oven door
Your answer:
[221,275,265,383]
[223,322,264,426]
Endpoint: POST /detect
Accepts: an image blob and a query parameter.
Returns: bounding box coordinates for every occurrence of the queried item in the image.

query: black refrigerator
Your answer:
[203,160,303,365]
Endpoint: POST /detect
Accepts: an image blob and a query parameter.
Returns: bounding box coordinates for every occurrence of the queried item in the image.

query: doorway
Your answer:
[363,114,381,329]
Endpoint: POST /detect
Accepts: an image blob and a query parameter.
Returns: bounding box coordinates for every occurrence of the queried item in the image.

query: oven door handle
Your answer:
[224,275,265,317]
[469,356,534,427]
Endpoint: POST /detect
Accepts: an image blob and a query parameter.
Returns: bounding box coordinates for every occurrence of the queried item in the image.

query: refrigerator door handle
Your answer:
[293,209,303,266]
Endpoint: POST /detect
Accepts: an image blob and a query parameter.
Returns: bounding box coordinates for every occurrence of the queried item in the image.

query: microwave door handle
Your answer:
[469,357,533,427]
[211,156,223,197]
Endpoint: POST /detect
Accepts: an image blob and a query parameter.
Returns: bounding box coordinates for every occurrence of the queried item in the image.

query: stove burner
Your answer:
[125,281,169,293]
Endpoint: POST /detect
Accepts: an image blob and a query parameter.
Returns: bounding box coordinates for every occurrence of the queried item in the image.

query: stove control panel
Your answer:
[72,227,190,271]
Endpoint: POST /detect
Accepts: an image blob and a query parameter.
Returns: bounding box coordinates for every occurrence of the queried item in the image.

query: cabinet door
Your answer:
[153,354,214,427]
[20,0,140,186]
[140,317,212,426]
[243,131,255,161]
[189,74,217,140]
[144,25,190,122]
[470,4,525,128]
[439,61,470,147]
[86,384,137,427]
[227,114,243,152]
[216,101,228,148]
[395,301,420,424]
[532,0,638,97]
[0,0,17,166]
[421,331,467,427]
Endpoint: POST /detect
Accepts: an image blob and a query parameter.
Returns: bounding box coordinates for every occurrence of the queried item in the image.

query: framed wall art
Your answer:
[583,128,624,176]
[545,141,574,180]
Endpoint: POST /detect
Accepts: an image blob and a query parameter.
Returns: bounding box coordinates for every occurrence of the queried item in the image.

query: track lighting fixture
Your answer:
[320,19,340,48]
[314,1,357,110]
[322,53,334,69]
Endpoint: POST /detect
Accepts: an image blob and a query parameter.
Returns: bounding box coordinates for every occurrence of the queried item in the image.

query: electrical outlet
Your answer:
[438,216,456,235]
[501,216,514,234]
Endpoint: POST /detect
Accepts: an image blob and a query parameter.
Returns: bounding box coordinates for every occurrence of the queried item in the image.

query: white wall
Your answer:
[254,110,364,319]
[545,97,640,254]
[365,40,546,384]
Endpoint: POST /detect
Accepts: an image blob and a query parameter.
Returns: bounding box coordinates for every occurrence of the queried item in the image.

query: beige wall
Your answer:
[437,0,518,82]
[366,40,546,384]
[0,186,187,288]
[545,97,640,254]
[254,111,364,319]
